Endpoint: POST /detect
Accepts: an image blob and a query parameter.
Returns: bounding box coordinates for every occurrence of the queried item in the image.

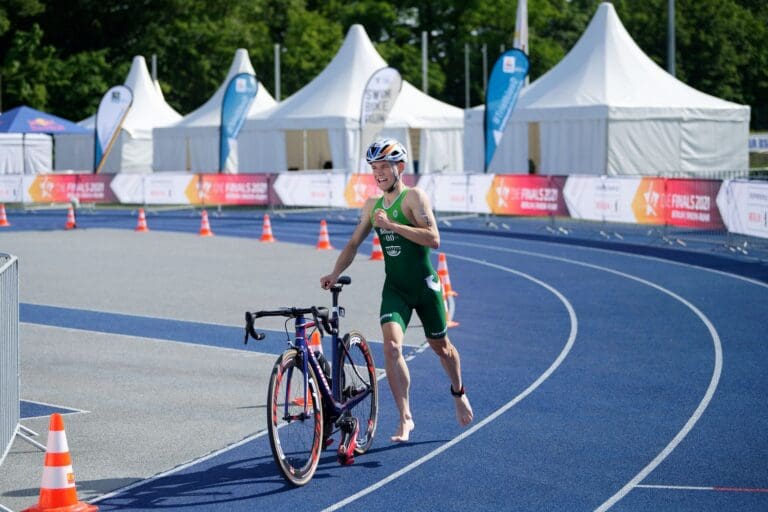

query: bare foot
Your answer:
[390,418,415,442]
[454,394,473,426]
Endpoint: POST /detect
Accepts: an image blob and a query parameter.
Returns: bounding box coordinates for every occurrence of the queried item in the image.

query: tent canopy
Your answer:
[0,106,90,134]
[240,24,464,174]
[153,48,276,172]
[55,55,182,173]
[515,3,748,122]
[472,2,749,175]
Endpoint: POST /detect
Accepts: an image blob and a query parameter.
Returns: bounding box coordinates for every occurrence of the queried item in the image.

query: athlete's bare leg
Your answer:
[382,321,415,442]
[428,336,473,426]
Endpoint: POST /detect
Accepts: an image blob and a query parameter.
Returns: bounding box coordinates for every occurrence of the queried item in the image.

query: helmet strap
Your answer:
[386,162,401,193]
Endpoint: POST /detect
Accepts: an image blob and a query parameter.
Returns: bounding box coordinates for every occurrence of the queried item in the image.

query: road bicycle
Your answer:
[243,275,378,486]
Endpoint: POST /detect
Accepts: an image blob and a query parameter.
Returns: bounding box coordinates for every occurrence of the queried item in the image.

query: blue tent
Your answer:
[0,105,90,134]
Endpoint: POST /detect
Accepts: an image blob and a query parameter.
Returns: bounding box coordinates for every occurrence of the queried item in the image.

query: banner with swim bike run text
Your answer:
[485,48,529,172]
[220,73,258,173]
[359,67,402,172]
[94,85,133,174]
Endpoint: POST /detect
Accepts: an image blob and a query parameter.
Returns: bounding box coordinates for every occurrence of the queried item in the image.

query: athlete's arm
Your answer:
[320,198,375,289]
[373,188,440,249]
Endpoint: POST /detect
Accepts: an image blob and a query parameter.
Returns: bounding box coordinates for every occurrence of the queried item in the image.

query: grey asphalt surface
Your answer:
[0,229,396,512]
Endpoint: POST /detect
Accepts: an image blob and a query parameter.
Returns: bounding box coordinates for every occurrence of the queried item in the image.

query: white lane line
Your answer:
[322,256,579,512]
[635,484,714,491]
[448,236,768,290]
[636,484,768,493]
[441,241,724,511]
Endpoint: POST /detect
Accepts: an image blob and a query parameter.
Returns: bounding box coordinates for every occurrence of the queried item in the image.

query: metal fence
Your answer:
[0,253,19,468]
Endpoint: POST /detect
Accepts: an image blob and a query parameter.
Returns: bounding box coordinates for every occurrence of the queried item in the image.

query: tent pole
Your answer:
[421,31,428,93]
[464,43,470,108]
[274,44,281,102]
[667,0,676,76]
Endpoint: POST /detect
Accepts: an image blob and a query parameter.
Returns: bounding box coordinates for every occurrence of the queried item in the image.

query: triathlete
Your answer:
[320,138,473,442]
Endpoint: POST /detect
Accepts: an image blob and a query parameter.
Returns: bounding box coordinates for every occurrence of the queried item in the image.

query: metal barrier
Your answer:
[0,253,19,468]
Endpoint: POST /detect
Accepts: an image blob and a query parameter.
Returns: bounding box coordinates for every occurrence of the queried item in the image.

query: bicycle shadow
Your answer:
[91,454,299,510]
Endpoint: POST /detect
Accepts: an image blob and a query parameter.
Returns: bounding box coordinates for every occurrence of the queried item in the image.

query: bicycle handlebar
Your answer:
[243,275,351,344]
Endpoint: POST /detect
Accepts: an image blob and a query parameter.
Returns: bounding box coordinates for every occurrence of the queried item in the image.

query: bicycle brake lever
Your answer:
[244,312,266,344]
[311,308,325,337]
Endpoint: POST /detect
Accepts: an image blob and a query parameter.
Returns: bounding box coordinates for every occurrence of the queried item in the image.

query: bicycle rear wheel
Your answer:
[338,331,378,454]
[267,349,324,486]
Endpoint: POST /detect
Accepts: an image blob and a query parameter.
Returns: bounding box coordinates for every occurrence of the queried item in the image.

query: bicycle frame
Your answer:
[289,286,370,421]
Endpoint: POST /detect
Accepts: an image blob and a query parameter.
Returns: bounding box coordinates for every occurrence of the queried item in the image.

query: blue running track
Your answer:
[4,207,767,511]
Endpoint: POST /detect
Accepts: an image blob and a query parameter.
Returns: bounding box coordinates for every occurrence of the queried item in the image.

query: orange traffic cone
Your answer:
[309,330,323,355]
[22,413,98,512]
[316,220,333,250]
[64,205,77,230]
[135,208,149,232]
[437,253,459,328]
[437,253,457,297]
[370,233,384,260]
[199,210,214,237]
[442,278,459,328]
[0,204,10,227]
[260,214,275,242]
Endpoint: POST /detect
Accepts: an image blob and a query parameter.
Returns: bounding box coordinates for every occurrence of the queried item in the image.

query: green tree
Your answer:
[1,24,59,109]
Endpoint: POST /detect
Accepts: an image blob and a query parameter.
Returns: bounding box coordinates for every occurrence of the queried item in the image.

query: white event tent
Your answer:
[465,2,750,175]
[239,24,464,174]
[55,56,182,173]
[153,48,277,172]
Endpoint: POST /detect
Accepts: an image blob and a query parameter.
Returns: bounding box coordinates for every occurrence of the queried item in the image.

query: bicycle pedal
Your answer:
[324,437,335,449]
[336,417,359,465]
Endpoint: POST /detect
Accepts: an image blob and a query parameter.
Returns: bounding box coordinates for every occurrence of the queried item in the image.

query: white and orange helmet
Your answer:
[366,138,408,164]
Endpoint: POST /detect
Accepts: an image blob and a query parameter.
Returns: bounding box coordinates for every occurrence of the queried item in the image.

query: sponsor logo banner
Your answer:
[275,173,348,208]
[0,176,23,203]
[485,49,529,171]
[95,85,133,173]
[417,174,494,214]
[716,180,768,239]
[194,174,270,205]
[359,67,402,172]
[220,73,258,172]
[565,176,653,224]
[343,174,418,208]
[24,175,117,203]
[630,177,667,225]
[487,175,567,216]
[663,179,723,229]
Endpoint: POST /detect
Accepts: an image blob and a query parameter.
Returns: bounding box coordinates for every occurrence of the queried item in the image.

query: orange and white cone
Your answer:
[199,210,214,237]
[437,253,458,298]
[316,220,333,250]
[64,205,77,230]
[0,204,10,227]
[437,253,459,328]
[260,214,275,242]
[135,208,149,232]
[442,279,459,328]
[22,413,98,512]
[370,233,384,260]
[309,330,323,355]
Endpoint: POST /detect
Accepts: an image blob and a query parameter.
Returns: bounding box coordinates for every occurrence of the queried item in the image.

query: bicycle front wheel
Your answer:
[338,331,378,454]
[267,349,324,486]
